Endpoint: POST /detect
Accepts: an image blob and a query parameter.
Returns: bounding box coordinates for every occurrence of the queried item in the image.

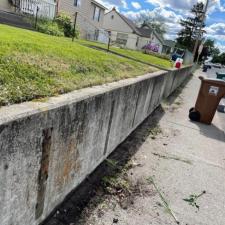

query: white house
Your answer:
[103,8,164,53]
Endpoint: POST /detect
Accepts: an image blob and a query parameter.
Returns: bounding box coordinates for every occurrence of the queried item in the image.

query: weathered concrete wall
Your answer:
[0,66,193,225]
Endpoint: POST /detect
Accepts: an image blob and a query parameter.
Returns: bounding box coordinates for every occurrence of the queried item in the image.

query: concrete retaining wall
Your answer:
[0,66,193,225]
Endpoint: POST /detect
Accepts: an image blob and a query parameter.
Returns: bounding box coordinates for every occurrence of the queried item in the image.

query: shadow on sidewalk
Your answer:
[165,75,193,106]
[192,122,225,143]
[41,106,165,225]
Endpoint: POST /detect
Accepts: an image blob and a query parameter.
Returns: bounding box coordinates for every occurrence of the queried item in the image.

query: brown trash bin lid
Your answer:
[199,76,225,87]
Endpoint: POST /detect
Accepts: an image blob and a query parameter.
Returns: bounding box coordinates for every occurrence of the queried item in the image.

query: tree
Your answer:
[212,53,225,65]
[211,47,220,57]
[144,21,166,37]
[135,15,167,37]
[176,2,206,51]
[197,39,220,62]
[204,39,220,57]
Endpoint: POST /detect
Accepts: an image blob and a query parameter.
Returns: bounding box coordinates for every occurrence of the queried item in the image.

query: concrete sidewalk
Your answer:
[71,70,225,225]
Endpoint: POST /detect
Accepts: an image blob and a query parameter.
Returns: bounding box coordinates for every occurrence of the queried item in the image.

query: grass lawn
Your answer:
[0,24,158,106]
[77,39,173,69]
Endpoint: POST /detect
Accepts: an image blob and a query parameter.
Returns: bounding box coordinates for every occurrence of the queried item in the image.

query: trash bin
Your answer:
[216,72,225,81]
[189,76,225,124]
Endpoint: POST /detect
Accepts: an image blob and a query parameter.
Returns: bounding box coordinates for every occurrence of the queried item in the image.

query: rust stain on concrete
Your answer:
[35,128,52,219]
[56,137,81,190]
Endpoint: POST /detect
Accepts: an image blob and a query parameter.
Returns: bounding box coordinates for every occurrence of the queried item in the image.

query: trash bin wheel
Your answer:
[189,107,195,113]
[189,110,201,122]
[217,105,225,113]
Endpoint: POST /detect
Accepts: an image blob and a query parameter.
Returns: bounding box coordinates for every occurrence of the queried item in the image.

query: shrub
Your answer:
[55,12,79,38]
[36,18,64,37]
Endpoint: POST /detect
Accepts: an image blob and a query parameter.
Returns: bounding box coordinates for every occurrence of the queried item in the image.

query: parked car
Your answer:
[204,63,212,69]
[213,63,222,69]
[171,48,185,61]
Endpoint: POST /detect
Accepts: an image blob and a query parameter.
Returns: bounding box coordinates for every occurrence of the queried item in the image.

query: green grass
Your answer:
[77,39,173,69]
[0,24,161,106]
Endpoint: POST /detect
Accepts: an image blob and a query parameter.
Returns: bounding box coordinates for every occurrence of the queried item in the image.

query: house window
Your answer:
[116,33,128,45]
[74,0,81,7]
[111,15,114,19]
[93,6,101,22]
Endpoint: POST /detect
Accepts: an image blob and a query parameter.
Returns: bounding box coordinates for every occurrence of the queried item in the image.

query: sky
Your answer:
[98,0,225,52]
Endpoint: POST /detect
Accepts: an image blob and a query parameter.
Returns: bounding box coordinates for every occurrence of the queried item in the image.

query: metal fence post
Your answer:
[107,31,111,52]
[72,12,78,42]
[35,6,39,29]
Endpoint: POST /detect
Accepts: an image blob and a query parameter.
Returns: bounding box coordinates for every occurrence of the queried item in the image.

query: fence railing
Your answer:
[18,0,56,19]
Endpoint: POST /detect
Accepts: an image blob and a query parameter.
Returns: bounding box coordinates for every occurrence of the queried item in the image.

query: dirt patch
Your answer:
[77,169,157,225]
[12,52,70,74]
[148,125,162,140]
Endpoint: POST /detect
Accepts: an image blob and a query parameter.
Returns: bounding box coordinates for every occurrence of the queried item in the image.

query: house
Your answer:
[103,8,164,53]
[0,0,12,12]
[162,40,176,55]
[57,0,107,40]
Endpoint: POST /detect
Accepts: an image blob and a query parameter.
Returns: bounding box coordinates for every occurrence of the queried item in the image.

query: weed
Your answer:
[105,159,119,169]
[183,191,206,210]
[147,176,180,224]
[149,125,162,139]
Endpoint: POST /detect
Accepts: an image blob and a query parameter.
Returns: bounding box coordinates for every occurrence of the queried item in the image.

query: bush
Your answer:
[36,18,64,37]
[55,12,79,38]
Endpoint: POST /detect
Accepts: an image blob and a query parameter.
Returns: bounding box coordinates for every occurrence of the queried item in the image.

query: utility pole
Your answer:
[72,12,78,42]
[192,0,209,60]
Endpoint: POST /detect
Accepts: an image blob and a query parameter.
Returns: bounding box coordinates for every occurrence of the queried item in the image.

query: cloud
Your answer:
[145,0,225,14]
[145,0,199,12]
[123,7,183,22]
[205,23,225,40]
[208,0,225,13]
[204,22,225,52]
[96,0,128,10]
[215,42,225,52]
[131,2,142,9]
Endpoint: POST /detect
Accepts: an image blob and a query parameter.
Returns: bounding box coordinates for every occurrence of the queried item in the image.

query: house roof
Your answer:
[164,40,176,48]
[136,27,153,37]
[140,23,164,45]
[118,13,142,35]
[109,9,164,44]
[91,0,107,10]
